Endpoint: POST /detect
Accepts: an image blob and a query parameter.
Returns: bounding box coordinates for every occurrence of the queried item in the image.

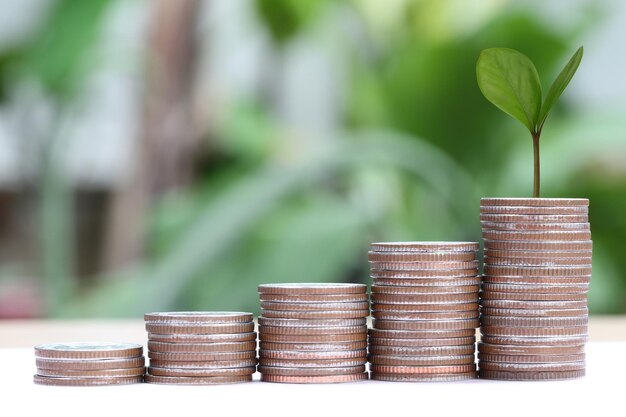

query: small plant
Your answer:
[476,46,583,197]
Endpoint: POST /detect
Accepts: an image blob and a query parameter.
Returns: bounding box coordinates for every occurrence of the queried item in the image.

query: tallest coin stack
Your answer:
[479,198,591,380]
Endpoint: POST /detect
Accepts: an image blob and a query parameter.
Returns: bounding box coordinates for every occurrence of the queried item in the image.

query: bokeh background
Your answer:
[0,0,624,319]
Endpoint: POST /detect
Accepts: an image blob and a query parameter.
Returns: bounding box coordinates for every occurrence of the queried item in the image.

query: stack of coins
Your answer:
[144,312,257,385]
[368,242,481,382]
[34,342,145,386]
[257,283,369,383]
[479,198,591,380]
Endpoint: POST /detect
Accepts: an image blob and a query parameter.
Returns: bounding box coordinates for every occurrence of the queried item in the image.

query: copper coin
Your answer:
[480,213,589,223]
[260,309,370,319]
[257,317,366,327]
[372,302,479,312]
[36,367,145,378]
[258,325,367,335]
[480,325,588,338]
[482,275,590,285]
[368,328,476,339]
[481,222,590,231]
[147,350,256,361]
[258,365,366,376]
[259,293,368,303]
[372,277,482,287]
[368,251,476,262]
[371,371,476,382]
[258,283,366,295]
[481,198,588,207]
[259,301,369,311]
[368,355,476,367]
[145,322,254,335]
[484,257,592,266]
[148,359,257,369]
[147,366,255,377]
[484,265,592,277]
[478,369,584,380]
[478,353,585,363]
[368,354,475,366]
[477,342,585,355]
[259,349,367,360]
[144,311,253,323]
[371,293,478,304]
[260,373,367,383]
[35,356,145,371]
[484,240,593,251]
[480,335,588,346]
[371,269,479,278]
[371,284,480,295]
[479,299,587,309]
[372,318,479,331]
[147,341,257,353]
[370,261,479,271]
[481,283,589,294]
[483,230,591,241]
[147,332,257,343]
[370,242,479,252]
[480,315,588,327]
[34,342,143,360]
[368,345,475,356]
[372,310,478,321]
[259,333,366,343]
[480,205,588,215]
[145,374,252,385]
[259,341,367,351]
[478,361,585,372]
[369,336,476,347]
[33,375,143,386]
[480,291,587,302]
[484,249,592,258]
[370,364,475,374]
[258,358,365,368]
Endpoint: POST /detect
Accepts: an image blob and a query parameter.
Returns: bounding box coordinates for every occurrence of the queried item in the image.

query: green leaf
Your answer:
[476,48,542,132]
[538,46,584,130]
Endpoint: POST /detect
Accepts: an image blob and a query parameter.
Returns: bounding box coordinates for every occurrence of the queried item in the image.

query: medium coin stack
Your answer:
[34,342,145,386]
[368,242,481,382]
[479,198,591,380]
[257,283,369,383]
[144,312,257,385]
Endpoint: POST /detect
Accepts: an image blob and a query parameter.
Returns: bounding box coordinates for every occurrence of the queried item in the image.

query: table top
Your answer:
[1,318,625,416]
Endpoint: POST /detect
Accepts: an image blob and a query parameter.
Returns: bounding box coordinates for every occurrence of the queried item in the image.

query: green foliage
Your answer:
[254,0,333,44]
[18,0,108,97]
[538,47,584,131]
[476,48,542,132]
[476,46,583,196]
[477,46,583,135]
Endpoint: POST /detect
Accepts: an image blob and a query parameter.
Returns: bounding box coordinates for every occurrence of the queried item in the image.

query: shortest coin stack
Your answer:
[258,283,369,383]
[144,312,257,385]
[34,342,145,386]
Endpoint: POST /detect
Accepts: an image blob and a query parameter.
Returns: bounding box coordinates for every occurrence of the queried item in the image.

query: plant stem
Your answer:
[532,132,541,198]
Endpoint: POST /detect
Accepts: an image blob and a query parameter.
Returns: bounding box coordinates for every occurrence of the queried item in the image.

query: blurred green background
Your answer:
[0,0,624,318]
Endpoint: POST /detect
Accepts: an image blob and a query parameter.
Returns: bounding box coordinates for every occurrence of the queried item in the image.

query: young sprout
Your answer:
[476,46,583,197]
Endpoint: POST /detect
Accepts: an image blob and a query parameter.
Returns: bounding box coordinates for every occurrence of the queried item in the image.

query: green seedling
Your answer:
[477,46,583,197]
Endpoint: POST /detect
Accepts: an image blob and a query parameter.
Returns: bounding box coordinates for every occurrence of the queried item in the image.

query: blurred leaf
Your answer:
[18,0,109,97]
[64,130,480,316]
[538,46,583,131]
[476,47,542,132]
[255,0,332,44]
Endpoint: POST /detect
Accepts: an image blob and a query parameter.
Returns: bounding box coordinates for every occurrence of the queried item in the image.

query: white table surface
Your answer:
[2,342,624,417]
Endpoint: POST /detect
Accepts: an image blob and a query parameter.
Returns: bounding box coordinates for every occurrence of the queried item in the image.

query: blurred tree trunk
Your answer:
[102,0,202,271]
